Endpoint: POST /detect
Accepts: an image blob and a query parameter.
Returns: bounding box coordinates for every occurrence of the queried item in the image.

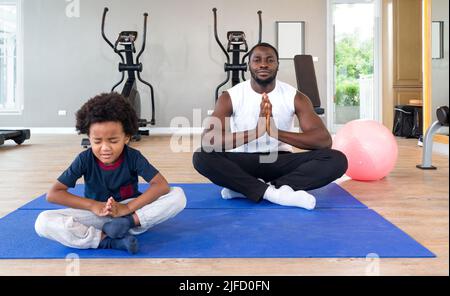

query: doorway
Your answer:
[327,0,382,133]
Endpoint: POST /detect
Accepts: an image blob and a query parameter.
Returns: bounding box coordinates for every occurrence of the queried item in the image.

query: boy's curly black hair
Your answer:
[76,92,139,136]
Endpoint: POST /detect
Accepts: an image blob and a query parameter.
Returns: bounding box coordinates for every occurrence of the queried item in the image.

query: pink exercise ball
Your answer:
[332,119,398,181]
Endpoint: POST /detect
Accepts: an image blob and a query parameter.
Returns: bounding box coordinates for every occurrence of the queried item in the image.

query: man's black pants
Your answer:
[192,148,348,202]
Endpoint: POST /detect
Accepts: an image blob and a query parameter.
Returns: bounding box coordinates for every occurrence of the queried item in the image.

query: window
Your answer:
[0,0,22,113]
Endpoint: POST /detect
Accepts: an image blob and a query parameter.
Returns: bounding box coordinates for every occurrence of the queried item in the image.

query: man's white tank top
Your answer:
[227,80,297,153]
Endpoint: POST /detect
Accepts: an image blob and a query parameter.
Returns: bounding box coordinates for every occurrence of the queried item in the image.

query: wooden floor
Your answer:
[0,134,448,276]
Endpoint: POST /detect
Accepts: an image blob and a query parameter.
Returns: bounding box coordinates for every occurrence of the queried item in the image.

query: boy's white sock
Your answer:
[263,185,316,210]
[221,188,246,199]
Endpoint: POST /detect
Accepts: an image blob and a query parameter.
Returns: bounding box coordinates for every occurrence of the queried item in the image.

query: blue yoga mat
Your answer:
[0,183,435,259]
[20,182,367,210]
[0,208,434,259]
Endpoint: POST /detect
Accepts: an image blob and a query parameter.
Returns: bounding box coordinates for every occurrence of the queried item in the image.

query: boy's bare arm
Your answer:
[47,181,108,216]
[123,173,170,214]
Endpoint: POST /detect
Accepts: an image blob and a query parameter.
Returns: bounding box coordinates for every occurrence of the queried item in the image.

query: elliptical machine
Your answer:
[212,8,262,101]
[82,7,155,147]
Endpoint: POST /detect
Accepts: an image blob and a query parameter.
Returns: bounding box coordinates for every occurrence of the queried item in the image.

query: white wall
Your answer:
[0,0,328,128]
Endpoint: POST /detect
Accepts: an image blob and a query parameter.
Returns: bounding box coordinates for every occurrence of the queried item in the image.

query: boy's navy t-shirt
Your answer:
[58,145,159,202]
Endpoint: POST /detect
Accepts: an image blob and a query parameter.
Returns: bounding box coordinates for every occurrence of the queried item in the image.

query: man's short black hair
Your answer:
[76,92,139,136]
[248,42,279,61]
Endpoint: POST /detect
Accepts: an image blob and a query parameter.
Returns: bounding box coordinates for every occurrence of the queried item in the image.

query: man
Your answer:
[193,43,347,210]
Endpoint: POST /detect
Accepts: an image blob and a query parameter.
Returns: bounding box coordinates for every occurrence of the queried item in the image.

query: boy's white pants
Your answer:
[34,187,186,249]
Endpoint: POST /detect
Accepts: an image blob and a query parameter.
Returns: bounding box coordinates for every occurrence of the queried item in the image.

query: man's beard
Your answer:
[250,70,277,87]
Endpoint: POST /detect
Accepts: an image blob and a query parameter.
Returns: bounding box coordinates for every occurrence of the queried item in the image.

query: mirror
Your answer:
[276,21,305,59]
[432,21,444,59]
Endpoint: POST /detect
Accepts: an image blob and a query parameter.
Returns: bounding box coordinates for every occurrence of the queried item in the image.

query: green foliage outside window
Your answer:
[335,34,373,106]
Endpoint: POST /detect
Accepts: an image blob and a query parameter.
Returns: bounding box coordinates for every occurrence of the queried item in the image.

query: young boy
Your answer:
[35,93,186,254]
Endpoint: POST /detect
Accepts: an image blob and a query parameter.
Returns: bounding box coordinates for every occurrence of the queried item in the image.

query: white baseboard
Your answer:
[145,127,204,135]
[5,128,446,156]
[31,128,78,134]
[433,142,449,156]
[1,127,204,135]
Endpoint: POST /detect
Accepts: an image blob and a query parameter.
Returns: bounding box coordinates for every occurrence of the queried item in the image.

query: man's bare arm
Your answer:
[275,92,332,150]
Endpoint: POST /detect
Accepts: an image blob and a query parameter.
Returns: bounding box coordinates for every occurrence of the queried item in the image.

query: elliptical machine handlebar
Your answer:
[101,8,114,49]
[134,12,155,126]
[102,7,125,92]
[102,7,125,72]
[240,10,262,81]
[212,8,230,64]
[241,11,262,63]
[136,12,156,126]
[136,12,149,65]
[257,10,262,43]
